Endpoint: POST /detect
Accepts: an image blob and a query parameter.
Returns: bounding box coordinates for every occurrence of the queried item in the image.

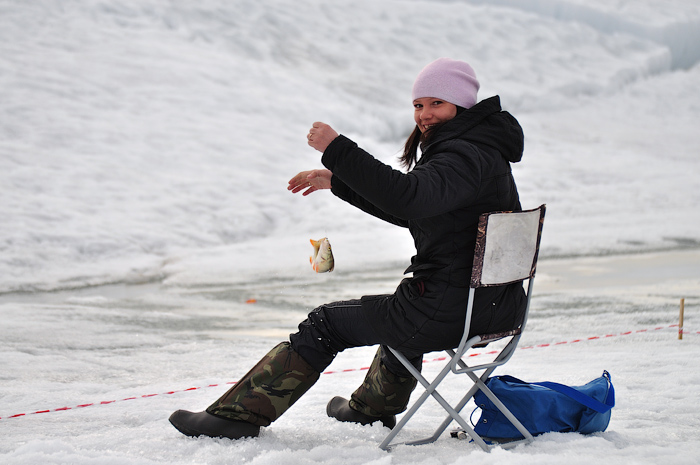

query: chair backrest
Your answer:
[470,205,546,288]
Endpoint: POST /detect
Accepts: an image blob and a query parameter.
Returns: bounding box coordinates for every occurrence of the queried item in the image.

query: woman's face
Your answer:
[413,97,458,133]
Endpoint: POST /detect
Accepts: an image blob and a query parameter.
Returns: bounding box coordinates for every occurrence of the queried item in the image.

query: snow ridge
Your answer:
[465,0,700,69]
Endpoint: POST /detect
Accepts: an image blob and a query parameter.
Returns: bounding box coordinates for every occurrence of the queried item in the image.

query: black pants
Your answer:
[289,283,526,378]
[289,299,423,378]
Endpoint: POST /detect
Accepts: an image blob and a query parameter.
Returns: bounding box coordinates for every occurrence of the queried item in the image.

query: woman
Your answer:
[169,58,527,440]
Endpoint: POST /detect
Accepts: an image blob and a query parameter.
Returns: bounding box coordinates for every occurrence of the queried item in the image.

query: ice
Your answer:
[1,0,699,463]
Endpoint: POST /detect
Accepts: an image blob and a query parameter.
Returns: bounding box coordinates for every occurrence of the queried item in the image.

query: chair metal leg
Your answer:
[379,349,448,450]
[381,342,535,451]
[380,348,493,451]
[425,365,497,446]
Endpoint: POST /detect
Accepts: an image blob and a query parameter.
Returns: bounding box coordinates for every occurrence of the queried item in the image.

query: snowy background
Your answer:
[1,0,699,464]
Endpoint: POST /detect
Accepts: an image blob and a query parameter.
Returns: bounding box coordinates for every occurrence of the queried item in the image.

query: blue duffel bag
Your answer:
[473,370,615,439]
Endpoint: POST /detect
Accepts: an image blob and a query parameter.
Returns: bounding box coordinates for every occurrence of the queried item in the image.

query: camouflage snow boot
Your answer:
[170,342,319,439]
[206,341,320,426]
[326,347,417,429]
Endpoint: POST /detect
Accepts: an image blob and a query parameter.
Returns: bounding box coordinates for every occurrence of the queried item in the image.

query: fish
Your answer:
[309,237,334,273]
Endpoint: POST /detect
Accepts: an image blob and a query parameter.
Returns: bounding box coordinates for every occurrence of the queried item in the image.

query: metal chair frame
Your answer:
[379,205,546,451]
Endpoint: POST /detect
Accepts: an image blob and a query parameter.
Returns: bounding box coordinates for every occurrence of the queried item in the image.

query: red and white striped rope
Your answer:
[1,323,694,421]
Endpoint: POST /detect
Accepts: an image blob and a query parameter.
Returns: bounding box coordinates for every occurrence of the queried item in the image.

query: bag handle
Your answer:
[497,371,615,413]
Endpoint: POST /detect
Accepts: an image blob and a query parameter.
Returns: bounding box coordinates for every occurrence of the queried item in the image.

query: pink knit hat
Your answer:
[412,58,480,109]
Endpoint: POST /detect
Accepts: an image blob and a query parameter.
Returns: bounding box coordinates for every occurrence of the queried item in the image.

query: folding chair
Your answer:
[379,204,546,451]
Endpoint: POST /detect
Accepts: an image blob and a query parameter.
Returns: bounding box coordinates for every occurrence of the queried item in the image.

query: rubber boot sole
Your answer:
[326,396,396,429]
[169,410,260,440]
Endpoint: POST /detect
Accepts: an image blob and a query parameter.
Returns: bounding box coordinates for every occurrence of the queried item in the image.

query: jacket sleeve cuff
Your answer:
[321,134,356,172]
[330,174,352,200]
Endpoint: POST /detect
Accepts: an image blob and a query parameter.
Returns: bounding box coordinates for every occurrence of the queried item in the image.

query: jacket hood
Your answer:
[422,96,524,163]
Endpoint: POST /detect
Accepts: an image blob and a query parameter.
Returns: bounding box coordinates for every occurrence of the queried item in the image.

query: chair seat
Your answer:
[473,328,522,348]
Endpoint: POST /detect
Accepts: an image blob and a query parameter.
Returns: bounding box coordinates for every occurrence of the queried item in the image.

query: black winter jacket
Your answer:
[321,96,527,354]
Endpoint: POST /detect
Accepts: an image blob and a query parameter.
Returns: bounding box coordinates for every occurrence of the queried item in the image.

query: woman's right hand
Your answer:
[287,169,332,196]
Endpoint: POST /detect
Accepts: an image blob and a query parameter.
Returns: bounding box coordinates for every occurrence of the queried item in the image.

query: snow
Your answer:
[1,0,699,463]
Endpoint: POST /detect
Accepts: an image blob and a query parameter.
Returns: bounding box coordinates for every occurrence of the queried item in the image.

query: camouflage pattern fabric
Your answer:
[350,348,417,417]
[207,342,319,426]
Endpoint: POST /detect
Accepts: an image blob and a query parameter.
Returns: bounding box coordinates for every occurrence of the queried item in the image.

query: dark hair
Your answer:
[399,105,467,170]
[399,126,422,170]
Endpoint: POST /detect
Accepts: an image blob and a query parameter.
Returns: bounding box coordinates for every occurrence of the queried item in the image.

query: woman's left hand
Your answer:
[288,169,333,196]
[307,122,339,152]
